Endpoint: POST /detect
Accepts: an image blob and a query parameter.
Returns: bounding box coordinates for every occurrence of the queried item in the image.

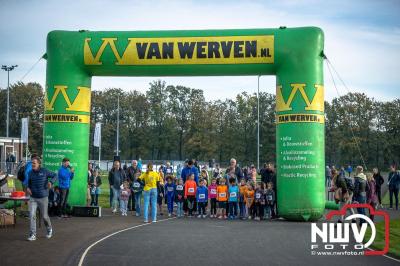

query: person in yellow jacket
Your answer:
[138,163,161,223]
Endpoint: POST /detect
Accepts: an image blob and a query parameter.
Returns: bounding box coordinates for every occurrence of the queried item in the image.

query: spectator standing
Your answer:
[366,173,378,221]
[373,168,384,209]
[260,163,274,184]
[89,169,102,206]
[108,160,127,214]
[354,166,368,225]
[388,165,400,210]
[138,163,161,223]
[58,158,75,218]
[225,158,244,184]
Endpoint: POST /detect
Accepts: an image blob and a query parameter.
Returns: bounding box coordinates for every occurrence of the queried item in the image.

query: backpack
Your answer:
[17,164,26,182]
[344,177,354,192]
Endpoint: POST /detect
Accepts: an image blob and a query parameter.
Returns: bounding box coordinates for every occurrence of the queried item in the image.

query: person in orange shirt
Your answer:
[245,182,255,219]
[184,174,197,217]
[217,177,228,219]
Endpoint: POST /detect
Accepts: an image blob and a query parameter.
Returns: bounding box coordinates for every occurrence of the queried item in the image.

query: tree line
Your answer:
[0,81,398,169]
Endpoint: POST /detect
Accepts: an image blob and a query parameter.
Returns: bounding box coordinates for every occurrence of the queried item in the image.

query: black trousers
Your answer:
[187,196,195,215]
[210,198,217,215]
[376,186,382,204]
[389,188,399,210]
[198,202,206,215]
[59,188,69,216]
[256,202,264,218]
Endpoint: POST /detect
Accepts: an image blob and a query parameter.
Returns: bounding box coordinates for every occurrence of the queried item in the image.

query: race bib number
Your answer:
[230,192,237,198]
[176,185,183,190]
[188,188,195,193]
[199,194,205,199]
[167,187,174,192]
[256,193,261,199]
[267,195,273,201]
[166,169,172,174]
[122,191,128,196]
[210,189,217,194]
[133,182,140,188]
[219,192,226,198]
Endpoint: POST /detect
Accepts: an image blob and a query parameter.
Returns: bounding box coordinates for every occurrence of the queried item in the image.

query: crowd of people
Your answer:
[327,164,400,225]
[104,158,279,223]
[17,153,400,241]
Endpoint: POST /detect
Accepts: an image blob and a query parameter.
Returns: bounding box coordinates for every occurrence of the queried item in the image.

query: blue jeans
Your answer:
[356,195,366,224]
[111,187,120,210]
[143,188,157,222]
[134,192,142,215]
[176,202,183,217]
[239,202,245,218]
[120,199,128,213]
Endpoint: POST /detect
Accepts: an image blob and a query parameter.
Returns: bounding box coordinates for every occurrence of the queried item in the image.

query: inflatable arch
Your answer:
[44,27,325,221]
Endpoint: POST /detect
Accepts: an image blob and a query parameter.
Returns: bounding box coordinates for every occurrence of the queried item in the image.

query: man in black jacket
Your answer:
[108,160,127,213]
[260,163,275,184]
[388,165,400,210]
[26,157,57,241]
[373,168,384,208]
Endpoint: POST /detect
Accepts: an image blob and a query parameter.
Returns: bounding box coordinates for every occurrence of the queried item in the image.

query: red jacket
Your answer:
[184,180,197,197]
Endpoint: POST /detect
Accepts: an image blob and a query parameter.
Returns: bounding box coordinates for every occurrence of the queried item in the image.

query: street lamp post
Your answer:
[257,75,261,170]
[1,65,18,137]
[116,94,120,156]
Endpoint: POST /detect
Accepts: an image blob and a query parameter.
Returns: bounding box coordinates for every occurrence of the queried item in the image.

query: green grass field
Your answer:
[364,219,400,258]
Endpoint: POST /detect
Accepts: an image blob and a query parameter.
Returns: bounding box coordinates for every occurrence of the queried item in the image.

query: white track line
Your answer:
[78,217,175,266]
[366,248,400,263]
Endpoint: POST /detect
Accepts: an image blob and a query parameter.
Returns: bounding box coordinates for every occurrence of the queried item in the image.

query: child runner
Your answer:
[165,175,176,217]
[238,178,247,219]
[131,172,144,217]
[157,174,165,216]
[184,174,197,217]
[175,178,185,218]
[120,181,131,216]
[265,182,275,219]
[245,182,255,219]
[217,177,228,219]
[196,179,208,218]
[254,182,265,221]
[228,177,239,219]
[208,178,218,218]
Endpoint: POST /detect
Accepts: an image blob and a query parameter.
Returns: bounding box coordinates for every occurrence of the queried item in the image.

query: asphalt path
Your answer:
[81,217,398,266]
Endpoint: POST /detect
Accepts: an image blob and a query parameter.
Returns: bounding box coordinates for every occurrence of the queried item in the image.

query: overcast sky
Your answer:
[0,0,399,101]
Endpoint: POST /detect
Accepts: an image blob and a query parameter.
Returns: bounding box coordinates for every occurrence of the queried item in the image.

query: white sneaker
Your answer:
[197,215,202,218]
[27,234,36,241]
[168,213,172,217]
[112,208,117,213]
[202,215,206,218]
[46,229,53,239]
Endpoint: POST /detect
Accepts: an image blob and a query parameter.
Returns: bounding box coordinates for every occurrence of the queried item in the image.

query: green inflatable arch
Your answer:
[43,27,325,221]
